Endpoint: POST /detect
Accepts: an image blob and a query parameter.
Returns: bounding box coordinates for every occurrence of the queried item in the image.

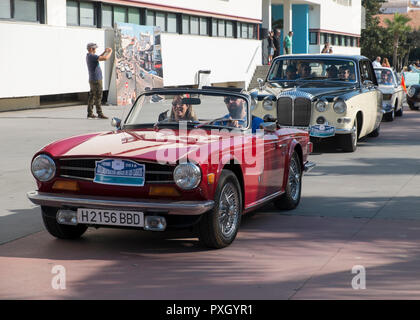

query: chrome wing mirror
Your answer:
[257,78,265,90]
[111,117,122,130]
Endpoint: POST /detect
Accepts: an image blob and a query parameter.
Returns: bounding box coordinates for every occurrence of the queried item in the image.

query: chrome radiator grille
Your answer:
[276,97,312,127]
[58,158,175,184]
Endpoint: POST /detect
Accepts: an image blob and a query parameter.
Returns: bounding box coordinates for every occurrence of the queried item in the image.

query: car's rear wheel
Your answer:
[273,152,302,210]
[198,170,242,249]
[408,102,419,110]
[41,206,87,239]
[338,120,358,152]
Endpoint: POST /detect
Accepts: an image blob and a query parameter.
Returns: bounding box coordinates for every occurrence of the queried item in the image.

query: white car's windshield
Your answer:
[268,58,357,83]
[124,92,249,130]
[374,69,396,86]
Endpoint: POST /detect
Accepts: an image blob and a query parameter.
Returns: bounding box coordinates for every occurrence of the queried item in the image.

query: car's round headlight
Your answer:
[31,154,56,182]
[173,163,201,190]
[408,87,416,97]
[333,100,347,114]
[263,99,274,110]
[315,100,327,112]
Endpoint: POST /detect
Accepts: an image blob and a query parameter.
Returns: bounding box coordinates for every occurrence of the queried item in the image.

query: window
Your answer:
[309,32,317,45]
[226,21,233,37]
[1,0,43,22]
[128,7,140,24]
[212,19,218,36]
[0,1,11,19]
[80,1,95,26]
[167,13,177,33]
[66,1,78,25]
[101,4,112,27]
[181,15,206,35]
[241,23,248,38]
[155,11,165,30]
[199,17,208,35]
[191,16,199,34]
[218,20,225,37]
[113,6,127,24]
[182,15,190,34]
[66,1,96,27]
[248,24,254,39]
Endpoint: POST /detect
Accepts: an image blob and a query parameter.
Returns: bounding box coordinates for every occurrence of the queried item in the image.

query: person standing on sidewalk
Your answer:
[273,29,281,59]
[267,31,275,65]
[86,43,112,119]
[283,31,293,55]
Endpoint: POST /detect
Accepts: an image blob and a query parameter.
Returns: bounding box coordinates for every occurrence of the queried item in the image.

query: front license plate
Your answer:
[77,208,144,227]
[310,124,336,138]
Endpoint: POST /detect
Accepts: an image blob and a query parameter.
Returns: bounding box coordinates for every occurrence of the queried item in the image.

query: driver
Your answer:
[215,96,263,133]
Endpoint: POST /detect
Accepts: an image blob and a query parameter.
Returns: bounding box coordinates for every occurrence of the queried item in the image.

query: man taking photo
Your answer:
[86,43,112,119]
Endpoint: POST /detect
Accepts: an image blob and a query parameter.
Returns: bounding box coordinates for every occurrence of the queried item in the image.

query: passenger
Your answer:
[326,65,338,79]
[169,95,198,121]
[215,96,263,133]
[381,71,393,85]
[298,63,312,78]
[338,66,351,80]
[285,64,298,80]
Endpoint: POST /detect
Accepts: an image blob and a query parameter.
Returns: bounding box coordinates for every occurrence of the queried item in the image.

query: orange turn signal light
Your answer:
[207,173,215,185]
[52,180,80,192]
[149,186,181,197]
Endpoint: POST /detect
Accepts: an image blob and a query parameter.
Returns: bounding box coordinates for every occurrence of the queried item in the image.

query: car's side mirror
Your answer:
[363,80,374,87]
[257,78,265,90]
[260,122,277,133]
[111,117,122,130]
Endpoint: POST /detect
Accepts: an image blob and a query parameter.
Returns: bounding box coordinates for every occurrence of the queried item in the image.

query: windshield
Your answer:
[124,92,249,130]
[374,69,396,86]
[268,58,357,84]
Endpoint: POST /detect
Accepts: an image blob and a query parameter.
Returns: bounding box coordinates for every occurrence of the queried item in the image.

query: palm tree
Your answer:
[384,13,411,70]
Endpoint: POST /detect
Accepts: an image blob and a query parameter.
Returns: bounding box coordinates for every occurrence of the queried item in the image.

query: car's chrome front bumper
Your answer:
[27,191,214,215]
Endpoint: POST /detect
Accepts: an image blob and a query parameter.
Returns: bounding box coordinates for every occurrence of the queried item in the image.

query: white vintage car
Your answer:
[250,54,383,152]
[374,67,405,121]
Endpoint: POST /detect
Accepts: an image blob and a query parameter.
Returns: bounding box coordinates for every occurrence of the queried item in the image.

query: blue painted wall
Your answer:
[271,4,309,54]
[292,4,309,54]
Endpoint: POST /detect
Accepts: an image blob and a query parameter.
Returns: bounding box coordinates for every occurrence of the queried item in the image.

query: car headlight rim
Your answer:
[315,100,327,112]
[408,87,416,97]
[173,162,201,190]
[31,154,56,182]
[333,100,347,114]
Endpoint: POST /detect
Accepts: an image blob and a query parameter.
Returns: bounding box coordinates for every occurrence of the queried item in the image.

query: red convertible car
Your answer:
[28,88,314,248]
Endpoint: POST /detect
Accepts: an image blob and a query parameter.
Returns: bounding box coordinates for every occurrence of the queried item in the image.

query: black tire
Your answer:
[198,170,242,248]
[395,103,403,117]
[273,152,302,210]
[384,108,395,121]
[338,120,358,152]
[408,102,418,110]
[41,206,87,239]
[369,123,380,138]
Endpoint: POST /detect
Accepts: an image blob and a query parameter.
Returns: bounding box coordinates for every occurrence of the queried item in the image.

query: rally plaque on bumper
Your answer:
[77,208,144,227]
[94,159,145,187]
[309,124,336,138]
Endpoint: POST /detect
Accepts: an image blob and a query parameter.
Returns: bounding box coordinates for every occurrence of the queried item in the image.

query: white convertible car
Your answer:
[374,67,405,121]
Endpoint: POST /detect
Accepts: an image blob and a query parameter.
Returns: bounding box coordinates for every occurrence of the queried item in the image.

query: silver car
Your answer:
[374,67,405,121]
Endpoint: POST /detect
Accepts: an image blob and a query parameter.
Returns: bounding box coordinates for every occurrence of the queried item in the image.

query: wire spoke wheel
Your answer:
[288,156,301,202]
[217,182,240,238]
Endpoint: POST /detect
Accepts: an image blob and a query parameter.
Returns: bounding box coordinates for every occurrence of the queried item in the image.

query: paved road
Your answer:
[1,105,420,299]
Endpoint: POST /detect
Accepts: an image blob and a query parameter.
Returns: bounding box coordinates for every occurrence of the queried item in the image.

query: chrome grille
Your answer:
[58,158,175,184]
[276,96,312,127]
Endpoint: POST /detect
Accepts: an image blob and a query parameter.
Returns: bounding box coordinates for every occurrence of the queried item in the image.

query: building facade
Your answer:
[0,0,362,109]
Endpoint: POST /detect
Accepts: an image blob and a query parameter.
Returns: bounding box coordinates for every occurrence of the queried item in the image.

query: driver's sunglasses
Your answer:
[224,97,238,103]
